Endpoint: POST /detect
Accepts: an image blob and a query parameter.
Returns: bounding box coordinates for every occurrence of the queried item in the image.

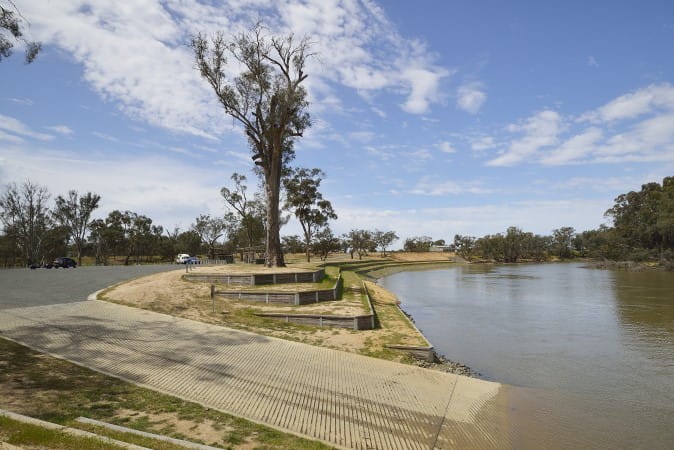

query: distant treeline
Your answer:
[452,175,674,268]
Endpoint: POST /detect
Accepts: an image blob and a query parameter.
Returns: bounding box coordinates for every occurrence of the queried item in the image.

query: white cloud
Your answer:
[46,125,74,135]
[540,127,603,165]
[587,56,598,67]
[407,148,434,162]
[349,131,376,143]
[579,83,674,123]
[484,84,674,166]
[547,175,642,193]
[436,141,456,153]
[456,82,487,114]
[0,114,54,141]
[9,98,34,106]
[0,131,25,144]
[92,131,120,143]
[399,66,450,114]
[0,143,225,228]
[410,176,490,196]
[487,110,561,166]
[18,0,453,140]
[365,145,393,161]
[371,106,387,118]
[470,135,497,152]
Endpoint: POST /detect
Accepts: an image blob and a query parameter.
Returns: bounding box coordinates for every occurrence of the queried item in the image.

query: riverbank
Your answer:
[585,259,673,271]
[97,253,479,376]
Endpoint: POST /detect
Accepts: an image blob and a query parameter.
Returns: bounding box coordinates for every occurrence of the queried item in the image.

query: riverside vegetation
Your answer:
[452,175,674,269]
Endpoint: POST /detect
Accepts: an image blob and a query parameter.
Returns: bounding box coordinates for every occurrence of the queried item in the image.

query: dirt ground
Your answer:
[99,260,430,362]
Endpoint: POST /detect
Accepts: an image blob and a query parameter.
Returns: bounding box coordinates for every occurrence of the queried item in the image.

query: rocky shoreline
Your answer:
[414,354,479,378]
[399,305,480,378]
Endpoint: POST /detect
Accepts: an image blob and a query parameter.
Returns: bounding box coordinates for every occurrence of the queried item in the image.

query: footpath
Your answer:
[0,300,509,449]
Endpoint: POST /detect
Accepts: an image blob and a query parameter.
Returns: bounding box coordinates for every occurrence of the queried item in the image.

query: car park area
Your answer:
[0,265,178,310]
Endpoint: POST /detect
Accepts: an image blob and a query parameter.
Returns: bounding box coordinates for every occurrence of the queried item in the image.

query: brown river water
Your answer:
[381,263,674,449]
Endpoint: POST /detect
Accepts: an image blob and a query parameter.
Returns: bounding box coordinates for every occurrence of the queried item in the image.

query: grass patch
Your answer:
[0,415,129,450]
[0,338,333,450]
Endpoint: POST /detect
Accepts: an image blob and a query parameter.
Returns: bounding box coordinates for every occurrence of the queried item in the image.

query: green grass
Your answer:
[0,415,127,449]
[0,338,333,449]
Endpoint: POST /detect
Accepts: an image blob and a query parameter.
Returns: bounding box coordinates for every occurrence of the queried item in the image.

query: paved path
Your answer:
[0,270,510,449]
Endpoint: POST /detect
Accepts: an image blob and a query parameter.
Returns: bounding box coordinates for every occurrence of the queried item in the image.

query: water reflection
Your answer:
[612,271,674,335]
[380,263,674,448]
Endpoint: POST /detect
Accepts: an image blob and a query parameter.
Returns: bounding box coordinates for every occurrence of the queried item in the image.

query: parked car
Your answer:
[186,256,201,264]
[53,257,77,268]
[175,253,191,264]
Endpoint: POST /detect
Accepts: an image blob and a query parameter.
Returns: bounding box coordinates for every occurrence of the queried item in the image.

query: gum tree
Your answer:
[192,214,233,260]
[53,190,101,265]
[283,168,336,262]
[1,2,41,63]
[193,25,311,267]
[0,180,50,265]
[372,229,398,257]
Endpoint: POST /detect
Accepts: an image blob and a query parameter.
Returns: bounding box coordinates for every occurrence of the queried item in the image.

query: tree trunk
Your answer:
[76,240,82,266]
[304,230,311,263]
[264,162,285,268]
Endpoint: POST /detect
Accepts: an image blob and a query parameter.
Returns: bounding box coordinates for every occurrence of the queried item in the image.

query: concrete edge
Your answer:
[0,409,150,450]
[75,417,222,450]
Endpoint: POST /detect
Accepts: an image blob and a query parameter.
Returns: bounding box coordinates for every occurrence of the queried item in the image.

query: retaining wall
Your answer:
[254,281,376,330]
[185,268,325,286]
[211,273,340,306]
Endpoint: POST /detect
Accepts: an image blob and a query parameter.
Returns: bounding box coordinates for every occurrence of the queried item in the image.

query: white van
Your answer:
[175,253,191,264]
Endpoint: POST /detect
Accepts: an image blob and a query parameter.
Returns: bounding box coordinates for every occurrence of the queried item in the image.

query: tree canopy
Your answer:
[1,2,41,63]
[283,168,336,262]
[53,190,101,265]
[193,24,312,267]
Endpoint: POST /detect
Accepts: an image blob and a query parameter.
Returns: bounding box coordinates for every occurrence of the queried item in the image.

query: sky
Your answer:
[2,0,674,246]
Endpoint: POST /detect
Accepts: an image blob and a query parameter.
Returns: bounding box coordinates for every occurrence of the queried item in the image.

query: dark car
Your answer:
[185,256,201,264]
[53,257,77,268]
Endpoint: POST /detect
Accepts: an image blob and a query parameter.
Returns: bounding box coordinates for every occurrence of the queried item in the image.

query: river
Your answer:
[380,263,674,449]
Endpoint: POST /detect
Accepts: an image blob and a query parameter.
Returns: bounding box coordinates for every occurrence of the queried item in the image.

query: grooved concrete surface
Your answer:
[0,283,509,449]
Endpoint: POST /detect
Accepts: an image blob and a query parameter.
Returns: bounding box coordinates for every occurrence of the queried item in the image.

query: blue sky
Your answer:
[2,0,674,245]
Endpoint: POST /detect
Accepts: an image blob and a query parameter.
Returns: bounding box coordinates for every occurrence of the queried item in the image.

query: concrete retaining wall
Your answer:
[212,273,340,306]
[255,312,375,330]
[384,344,436,362]
[254,280,376,330]
[185,268,325,286]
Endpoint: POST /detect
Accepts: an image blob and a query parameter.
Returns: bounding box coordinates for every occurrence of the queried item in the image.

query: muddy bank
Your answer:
[585,259,671,271]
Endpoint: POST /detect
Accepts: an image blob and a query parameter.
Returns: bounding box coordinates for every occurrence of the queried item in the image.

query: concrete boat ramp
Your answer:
[0,268,510,449]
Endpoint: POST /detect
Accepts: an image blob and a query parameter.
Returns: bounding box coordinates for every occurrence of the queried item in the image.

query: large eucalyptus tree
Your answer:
[193,24,312,267]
